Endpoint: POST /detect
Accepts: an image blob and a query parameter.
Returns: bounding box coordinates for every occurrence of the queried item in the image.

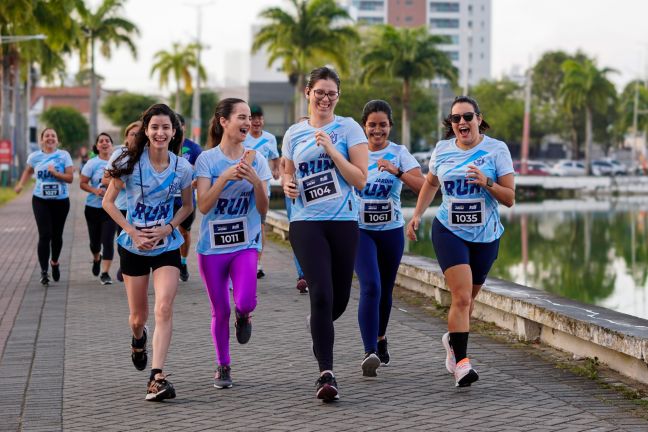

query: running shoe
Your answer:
[454,358,479,387]
[361,352,380,377]
[377,338,390,366]
[442,332,456,374]
[214,365,233,389]
[315,372,339,401]
[256,268,265,279]
[51,263,60,282]
[92,256,101,277]
[235,311,252,344]
[179,263,189,282]
[145,374,176,401]
[100,272,113,285]
[296,278,308,294]
[131,326,148,371]
[116,267,124,282]
[40,271,49,286]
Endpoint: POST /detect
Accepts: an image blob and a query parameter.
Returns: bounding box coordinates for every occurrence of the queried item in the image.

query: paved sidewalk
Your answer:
[1,186,647,431]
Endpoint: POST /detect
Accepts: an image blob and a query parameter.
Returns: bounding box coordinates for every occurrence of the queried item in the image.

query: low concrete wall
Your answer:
[265,210,648,384]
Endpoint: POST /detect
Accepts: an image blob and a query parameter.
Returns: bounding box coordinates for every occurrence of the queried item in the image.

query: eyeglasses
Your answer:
[312,89,340,100]
[450,112,477,123]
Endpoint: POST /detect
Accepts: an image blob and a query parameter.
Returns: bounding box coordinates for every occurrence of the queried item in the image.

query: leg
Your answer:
[230,248,258,315]
[99,209,117,273]
[150,266,180,371]
[376,228,405,339]
[355,229,380,354]
[85,206,102,263]
[467,238,500,316]
[327,221,359,322]
[179,225,190,260]
[32,197,53,272]
[124,274,149,339]
[49,198,70,264]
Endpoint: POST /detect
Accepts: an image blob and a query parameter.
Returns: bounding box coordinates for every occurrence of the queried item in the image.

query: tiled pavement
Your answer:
[0,186,647,431]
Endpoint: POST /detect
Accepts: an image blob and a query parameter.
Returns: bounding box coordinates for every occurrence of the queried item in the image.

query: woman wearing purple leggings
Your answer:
[195,98,271,389]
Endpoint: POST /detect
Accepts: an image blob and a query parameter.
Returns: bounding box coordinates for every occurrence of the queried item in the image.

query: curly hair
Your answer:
[442,95,490,139]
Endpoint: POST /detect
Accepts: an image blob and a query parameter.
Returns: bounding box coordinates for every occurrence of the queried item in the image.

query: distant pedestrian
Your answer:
[195,98,271,389]
[406,96,515,387]
[354,100,424,377]
[103,103,194,401]
[14,128,74,286]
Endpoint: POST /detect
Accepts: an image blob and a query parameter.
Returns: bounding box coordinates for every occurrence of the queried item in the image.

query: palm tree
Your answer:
[361,25,457,150]
[150,43,207,113]
[252,0,358,120]
[559,58,616,174]
[75,0,139,145]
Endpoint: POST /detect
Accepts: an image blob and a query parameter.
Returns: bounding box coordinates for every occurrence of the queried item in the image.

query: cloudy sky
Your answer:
[80,0,648,94]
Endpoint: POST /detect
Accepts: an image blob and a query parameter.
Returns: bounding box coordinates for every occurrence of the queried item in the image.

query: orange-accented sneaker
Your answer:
[454,358,479,387]
[442,332,456,374]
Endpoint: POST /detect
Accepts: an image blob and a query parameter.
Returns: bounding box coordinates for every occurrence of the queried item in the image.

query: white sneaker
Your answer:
[361,352,380,377]
[442,332,456,374]
[454,358,479,387]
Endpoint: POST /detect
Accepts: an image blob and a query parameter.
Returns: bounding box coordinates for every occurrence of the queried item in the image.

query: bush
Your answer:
[40,106,89,152]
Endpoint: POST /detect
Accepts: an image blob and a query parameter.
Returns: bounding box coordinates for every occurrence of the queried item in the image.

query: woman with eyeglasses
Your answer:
[406,96,514,387]
[103,104,194,402]
[283,66,368,401]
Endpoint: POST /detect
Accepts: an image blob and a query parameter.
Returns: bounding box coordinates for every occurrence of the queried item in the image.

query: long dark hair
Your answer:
[361,99,394,126]
[442,95,490,139]
[108,104,182,178]
[206,98,246,149]
[92,132,113,154]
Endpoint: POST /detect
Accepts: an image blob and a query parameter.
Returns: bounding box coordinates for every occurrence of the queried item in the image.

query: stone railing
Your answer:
[265,210,648,384]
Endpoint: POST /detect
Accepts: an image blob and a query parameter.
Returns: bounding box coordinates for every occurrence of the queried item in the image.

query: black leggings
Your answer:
[32,196,70,272]
[84,206,117,260]
[290,220,359,372]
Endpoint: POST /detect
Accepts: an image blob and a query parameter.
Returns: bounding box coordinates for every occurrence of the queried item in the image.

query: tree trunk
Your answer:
[293,73,305,123]
[175,85,181,113]
[89,35,97,146]
[570,125,578,160]
[584,107,593,175]
[402,79,411,150]
[0,48,13,141]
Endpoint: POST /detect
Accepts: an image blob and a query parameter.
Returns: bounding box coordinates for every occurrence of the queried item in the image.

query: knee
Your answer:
[360,279,381,300]
[451,289,472,310]
[155,301,174,322]
[129,312,147,329]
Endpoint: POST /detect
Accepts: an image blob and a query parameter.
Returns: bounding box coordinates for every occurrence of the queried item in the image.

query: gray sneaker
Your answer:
[361,352,380,377]
[214,365,232,389]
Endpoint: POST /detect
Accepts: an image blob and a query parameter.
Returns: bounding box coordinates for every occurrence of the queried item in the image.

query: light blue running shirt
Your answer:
[356,141,419,231]
[243,130,279,196]
[111,146,128,211]
[283,116,367,222]
[429,135,514,243]
[195,146,272,255]
[80,156,110,208]
[26,149,74,199]
[109,147,193,256]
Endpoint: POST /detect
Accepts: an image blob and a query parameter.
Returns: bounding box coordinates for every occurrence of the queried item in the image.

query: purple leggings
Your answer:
[198,248,258,366]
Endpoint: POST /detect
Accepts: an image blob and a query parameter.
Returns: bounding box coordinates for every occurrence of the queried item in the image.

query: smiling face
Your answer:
[145,115,175,150]
[250,114,264,136]
[451,102,482,147]
[306,78,339,120]
[364,111,391,149]
[220,102,251,144]
[40,129,59,153]
[96,134,113,157]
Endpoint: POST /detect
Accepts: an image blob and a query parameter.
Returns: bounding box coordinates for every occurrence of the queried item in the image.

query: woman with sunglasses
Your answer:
[103,104,194,402]
[283,66,368,401]
[406,96,514,387]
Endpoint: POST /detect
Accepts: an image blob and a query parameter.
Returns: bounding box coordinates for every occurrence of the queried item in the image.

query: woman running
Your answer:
[103,104,194,401]
[355,100,424,377]
[80,133,118,284]
[406,96,514,387]
[195,98,270,389]
[14,128,74,286]
[283,66,368,401]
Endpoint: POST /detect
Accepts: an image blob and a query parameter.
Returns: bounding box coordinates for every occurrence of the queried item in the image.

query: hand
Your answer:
[406,216,420,241]
[315,130,334,153]
[95,187,106,197]
[139,225,171,249]
[191,179,198,189]
[47,164,57,176]
[283,177,299,199]
[377,159,398,175]
[222,165,242,182]
[466,165,488,187]
[128,227,154,250]
[236,159,261,186]
[14,184,23,194]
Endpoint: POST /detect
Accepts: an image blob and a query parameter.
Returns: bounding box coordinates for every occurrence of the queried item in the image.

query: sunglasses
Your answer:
[312,89,340,100]
[450,112,477,123]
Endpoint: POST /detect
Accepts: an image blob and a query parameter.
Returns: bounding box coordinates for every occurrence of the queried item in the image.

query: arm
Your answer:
[80,174,104,196]
[376,159,425,194]
[196,165,240,215]
[48,164,74,183]
[316,130,368,190]
[14,166,34,193]
[270,157,280,180]
[281,159,298,199]
[406,172,440,241]
[236,160,269,215]
[466,166,515,207]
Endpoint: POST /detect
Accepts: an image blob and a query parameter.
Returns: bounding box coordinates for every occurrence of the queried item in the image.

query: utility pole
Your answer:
[520,68,532,175]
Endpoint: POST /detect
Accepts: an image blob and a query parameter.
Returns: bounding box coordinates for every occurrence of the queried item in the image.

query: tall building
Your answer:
[349,0,491,88]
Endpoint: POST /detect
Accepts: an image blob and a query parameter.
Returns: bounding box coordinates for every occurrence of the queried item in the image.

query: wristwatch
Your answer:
[395,169,404,178]
[486,177,494,187]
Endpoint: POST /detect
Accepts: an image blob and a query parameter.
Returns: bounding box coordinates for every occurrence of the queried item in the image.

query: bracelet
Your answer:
[167,222,175,232]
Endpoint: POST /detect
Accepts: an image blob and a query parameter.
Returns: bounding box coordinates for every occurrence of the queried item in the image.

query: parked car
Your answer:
[550,160,587,176]
[513,160,551,176]
[605,159,628,176]
[591,160,614,176]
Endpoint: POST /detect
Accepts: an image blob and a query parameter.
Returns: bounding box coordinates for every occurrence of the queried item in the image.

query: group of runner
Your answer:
[15,65,514,403]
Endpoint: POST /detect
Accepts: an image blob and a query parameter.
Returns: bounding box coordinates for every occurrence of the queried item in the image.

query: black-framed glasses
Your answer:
[312,89,340,100]
[450,112,477,123]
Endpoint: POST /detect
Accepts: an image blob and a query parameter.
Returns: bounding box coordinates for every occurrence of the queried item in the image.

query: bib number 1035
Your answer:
[299,169,341,207]
[448,199,485,226]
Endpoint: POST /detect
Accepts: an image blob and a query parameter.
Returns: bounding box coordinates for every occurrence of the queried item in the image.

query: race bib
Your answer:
[209,217,248,249]
[448,198,485,226]
[133,219,169,249]
[42,182,61,197]
[361,199,394,225]
[299,169,341,207]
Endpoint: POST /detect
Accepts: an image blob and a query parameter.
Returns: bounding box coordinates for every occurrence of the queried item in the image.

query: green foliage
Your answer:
[101,92,159,132]
[470,79,525,145]
[40,106,89,152]
[178,90,219,146]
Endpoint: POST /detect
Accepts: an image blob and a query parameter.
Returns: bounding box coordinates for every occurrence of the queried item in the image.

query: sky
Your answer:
[80,0,648,95]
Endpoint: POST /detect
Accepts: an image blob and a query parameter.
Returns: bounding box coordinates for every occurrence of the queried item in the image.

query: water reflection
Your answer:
[405,199,648,319]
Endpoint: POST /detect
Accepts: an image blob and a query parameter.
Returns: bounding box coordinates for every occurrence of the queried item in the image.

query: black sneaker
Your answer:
[145,374,176,401]
[40,271,49,286]
[100,272,113,285]
[179,263,189,282]
[361,352,380,377]
[315,372,339,401]
[235,311,252,344]
[377,338,390,366]
[116,267,124,282]
[256,268,265,279]
[131,326,148,371]
[51,263,60,282]
[213,365,233,389]
[92,256,101,277]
